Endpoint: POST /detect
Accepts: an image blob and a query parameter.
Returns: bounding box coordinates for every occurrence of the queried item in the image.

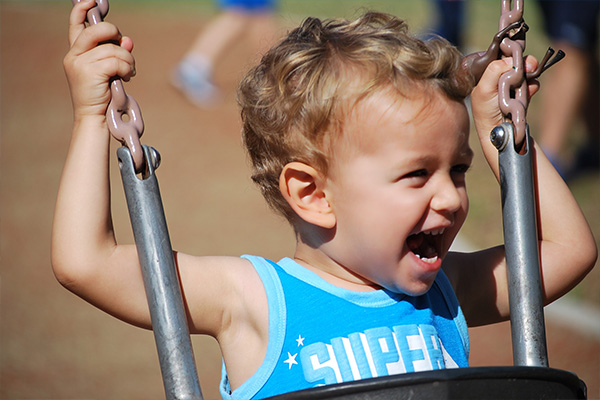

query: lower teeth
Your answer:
[419,256,438,264]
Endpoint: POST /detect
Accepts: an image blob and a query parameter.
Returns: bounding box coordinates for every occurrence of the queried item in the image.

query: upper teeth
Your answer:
[424,228,445,235]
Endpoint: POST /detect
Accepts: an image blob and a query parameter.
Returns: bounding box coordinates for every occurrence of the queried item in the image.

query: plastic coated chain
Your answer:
[72,0,145,173]
[498,0,529,145]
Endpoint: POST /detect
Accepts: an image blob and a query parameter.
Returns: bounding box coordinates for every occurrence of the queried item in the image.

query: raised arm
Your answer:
[51,0,151,324]
[446,58,597,326]
[51,1,261,338]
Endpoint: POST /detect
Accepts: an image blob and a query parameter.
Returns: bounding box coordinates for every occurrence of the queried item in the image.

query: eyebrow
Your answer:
[402,146,474,167]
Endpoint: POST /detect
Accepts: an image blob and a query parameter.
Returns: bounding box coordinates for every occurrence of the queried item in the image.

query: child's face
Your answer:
[325,88,472,295]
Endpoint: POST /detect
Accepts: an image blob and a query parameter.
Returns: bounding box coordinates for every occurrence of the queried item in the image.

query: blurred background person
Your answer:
[535,0,599,180]
[172,0,279,107]
[429,0,466,49]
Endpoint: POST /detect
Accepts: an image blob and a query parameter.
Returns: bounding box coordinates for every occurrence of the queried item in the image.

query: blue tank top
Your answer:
[220,256,469,399]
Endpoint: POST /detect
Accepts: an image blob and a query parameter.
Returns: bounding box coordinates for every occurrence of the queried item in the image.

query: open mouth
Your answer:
[406,229,444,264]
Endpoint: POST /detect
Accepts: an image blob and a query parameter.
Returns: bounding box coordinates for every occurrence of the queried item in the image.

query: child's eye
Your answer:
[452,164,471,175]
[398,169,430,186]
[404,169,428,179]
[451,164,471,183]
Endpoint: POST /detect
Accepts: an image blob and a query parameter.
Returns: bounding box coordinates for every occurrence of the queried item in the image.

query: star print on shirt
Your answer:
[284,352,298,369]
[296,334,305,346]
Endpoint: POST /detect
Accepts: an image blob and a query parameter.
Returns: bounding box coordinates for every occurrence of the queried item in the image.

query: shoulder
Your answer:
[175,254,273,389]
[175,254,269,336]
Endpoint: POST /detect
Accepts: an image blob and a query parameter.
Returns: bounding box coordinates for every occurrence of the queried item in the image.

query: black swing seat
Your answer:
[265,366,587,400]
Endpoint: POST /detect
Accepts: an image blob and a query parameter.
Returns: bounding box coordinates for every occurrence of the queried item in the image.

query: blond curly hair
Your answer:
[238,11,472,224]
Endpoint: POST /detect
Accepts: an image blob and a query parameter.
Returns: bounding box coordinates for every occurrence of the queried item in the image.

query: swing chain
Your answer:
[82,0,107,24]
[496,0,565,146]
[498,0,529,145]
[73,0,146,173]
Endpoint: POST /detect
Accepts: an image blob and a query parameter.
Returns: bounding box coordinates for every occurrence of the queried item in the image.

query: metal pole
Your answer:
[491,122,549,367]
[118,145,204,400]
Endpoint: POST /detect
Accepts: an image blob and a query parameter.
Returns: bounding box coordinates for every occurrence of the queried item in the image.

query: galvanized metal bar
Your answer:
[118,145,204,400]
[491,122,549,367]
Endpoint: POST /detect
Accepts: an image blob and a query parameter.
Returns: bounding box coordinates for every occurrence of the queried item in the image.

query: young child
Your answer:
[54,2,597,399]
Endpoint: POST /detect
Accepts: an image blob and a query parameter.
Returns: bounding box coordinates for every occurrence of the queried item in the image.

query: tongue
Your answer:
[407,233,438,259]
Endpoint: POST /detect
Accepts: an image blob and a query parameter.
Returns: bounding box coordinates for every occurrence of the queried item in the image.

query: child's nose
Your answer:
[430,177,463,215]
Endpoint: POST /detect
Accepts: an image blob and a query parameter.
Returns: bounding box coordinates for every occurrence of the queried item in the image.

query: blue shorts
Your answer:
[537,0,599,50]
[217,0,276,12]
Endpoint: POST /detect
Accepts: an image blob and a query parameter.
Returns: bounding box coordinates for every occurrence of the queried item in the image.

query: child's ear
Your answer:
[279,162,336,229]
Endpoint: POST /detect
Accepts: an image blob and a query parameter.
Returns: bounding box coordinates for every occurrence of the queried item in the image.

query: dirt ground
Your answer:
[1,2,598,399]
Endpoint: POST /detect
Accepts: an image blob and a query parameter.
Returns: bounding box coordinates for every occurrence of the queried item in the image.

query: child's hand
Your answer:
[471,56,540,144]
[64,0,135,122]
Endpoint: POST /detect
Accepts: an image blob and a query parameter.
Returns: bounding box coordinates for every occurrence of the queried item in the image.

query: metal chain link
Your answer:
[83,0,108,24]
[458,0,563,139]
[107,78,145,172]
[72,0,145,173]
[498,0,529,145]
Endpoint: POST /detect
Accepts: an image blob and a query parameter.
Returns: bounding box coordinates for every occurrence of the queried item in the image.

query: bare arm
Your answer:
[445,58,597,327]
[51,1,266,340]
[51,0,150,324]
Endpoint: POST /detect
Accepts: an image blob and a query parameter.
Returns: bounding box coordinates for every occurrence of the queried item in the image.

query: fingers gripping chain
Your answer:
[72,0,145,173]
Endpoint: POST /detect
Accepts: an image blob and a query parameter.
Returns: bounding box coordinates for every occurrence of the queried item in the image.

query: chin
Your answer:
[386,278,435,297]
[405,276,438,296]
[404,286,432,297]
